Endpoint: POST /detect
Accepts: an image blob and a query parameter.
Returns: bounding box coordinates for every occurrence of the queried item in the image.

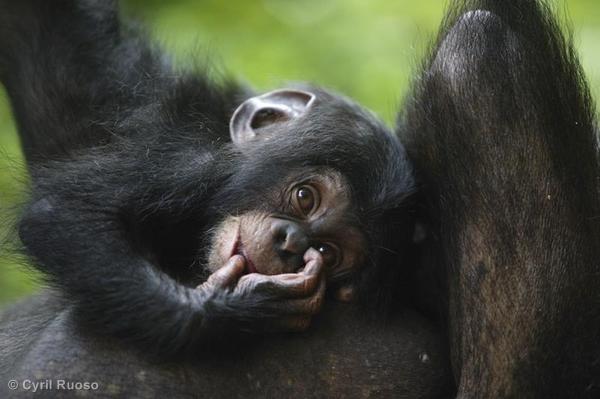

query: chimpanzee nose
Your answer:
[270,219,310,267]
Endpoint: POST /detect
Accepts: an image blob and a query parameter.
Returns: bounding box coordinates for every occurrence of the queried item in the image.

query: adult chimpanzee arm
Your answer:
[400,0,600,397]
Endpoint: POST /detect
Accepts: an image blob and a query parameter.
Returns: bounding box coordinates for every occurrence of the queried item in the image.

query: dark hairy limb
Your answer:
[2,0,415,362]
[400,0,600,397]
[0,0,239,163]
[1,0,327,358]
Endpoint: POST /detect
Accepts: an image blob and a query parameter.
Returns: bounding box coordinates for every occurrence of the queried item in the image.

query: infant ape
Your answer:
[209,90,372,279]
[182,86,415,340]
[3,1,415,358]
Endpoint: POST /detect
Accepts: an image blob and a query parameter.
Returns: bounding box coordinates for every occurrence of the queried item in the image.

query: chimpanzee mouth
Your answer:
[242,249,258,274]
[231,235,258,274]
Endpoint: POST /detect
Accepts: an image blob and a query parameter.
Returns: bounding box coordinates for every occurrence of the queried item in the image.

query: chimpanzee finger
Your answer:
[204,255,246,289]
[283,276,326,315]
[301,248,324,276]
[243,271,324,299]
[255,276,326,317]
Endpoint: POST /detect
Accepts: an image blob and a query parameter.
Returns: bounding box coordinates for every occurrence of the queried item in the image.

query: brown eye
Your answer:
[294,185,318,215]
[316,243,340,267]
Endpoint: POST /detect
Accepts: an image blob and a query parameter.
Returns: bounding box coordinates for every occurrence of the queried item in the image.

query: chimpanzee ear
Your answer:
[230,89,316,145]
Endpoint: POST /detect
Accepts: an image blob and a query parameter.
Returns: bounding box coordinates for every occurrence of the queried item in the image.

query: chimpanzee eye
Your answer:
[294,185,319,215]
[316,242,340,267]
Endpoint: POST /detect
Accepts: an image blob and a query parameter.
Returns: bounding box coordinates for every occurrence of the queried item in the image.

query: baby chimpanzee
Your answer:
[2,0,414,357]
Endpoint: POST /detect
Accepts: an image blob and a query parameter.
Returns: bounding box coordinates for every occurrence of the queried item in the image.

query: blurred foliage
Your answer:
[1,0,600,305]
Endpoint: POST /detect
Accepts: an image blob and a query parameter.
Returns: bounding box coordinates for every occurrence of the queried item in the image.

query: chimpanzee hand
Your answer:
[197,248,326,333]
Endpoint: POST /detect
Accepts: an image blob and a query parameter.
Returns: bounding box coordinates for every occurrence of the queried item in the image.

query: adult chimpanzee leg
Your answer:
[400,1,600,397]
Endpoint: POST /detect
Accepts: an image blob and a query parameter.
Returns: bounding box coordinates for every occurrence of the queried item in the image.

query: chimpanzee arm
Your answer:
[400,1,600,397]
[16,141,326,358]
[0,0,239,163]
[2,1,325,358]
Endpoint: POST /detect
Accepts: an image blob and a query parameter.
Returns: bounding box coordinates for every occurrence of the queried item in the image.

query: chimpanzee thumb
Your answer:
[204,255,246,289]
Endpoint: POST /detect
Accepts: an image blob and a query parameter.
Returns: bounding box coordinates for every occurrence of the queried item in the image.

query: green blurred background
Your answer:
[1,0,599,305]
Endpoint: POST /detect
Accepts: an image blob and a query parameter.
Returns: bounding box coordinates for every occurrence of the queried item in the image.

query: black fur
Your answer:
[1,0,415,358]
[400,0,600,396]
[1,0,598,397]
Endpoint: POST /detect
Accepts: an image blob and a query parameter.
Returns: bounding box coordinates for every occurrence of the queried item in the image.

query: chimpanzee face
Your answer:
[207,166,365,280]
[206,88,413,292]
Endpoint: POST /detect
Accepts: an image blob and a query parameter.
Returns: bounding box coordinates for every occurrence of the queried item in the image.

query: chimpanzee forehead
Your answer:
[273,167,346,189]
[224,111,410,209]
[240,100,393,166]
[210,86,414,235]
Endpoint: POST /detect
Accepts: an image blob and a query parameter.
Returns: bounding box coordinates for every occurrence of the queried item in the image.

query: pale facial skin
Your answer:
[195,89,370,333]
[207,170,365,280]
[199,169,364,332]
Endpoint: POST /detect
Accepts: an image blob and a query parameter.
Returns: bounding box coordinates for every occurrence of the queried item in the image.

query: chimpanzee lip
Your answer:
[231,233,258,274]
[241,249,258,274]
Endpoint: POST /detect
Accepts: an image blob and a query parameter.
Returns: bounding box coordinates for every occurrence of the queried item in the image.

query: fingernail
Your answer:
[303,248,322,263]
[229,255,246,268]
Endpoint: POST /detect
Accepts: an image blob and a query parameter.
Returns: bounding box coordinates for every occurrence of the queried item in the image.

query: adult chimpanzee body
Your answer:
[1,1,599,399]
[0,292,452,398]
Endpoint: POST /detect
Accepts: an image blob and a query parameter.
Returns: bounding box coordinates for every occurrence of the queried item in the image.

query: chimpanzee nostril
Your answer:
[272,222,287,244]
[270,219,309,256]
[283,228,309,254]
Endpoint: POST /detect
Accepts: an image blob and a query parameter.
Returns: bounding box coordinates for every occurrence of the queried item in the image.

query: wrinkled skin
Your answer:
[198,249,326,333]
